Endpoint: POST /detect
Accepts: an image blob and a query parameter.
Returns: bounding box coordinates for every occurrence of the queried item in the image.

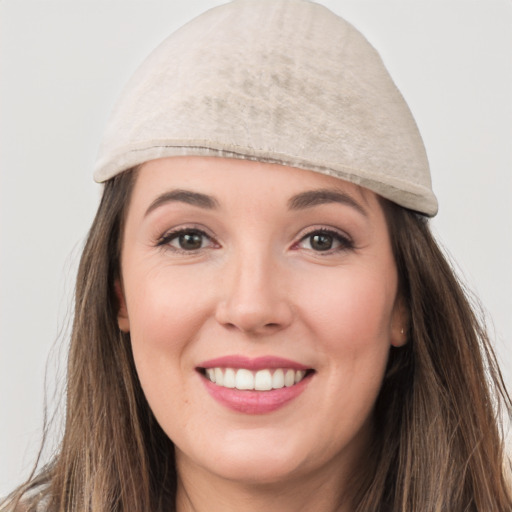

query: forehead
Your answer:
[132,156,376,208]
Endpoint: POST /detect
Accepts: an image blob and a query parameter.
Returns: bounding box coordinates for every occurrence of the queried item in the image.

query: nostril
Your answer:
[215,292,294,334]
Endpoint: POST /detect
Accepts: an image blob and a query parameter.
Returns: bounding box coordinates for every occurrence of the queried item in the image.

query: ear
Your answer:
[115,280,130,333]
[390,296,409,347]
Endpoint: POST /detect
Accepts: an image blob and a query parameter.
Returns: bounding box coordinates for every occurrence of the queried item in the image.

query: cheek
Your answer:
[124,270,205,436]
[123,267,206,404]
[303,268,397,347]
[126,264,210,349]
[299,264,397,406]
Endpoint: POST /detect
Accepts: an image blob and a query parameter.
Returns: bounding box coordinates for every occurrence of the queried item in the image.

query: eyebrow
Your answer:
[145,189,219,217]
[288,189,368,217]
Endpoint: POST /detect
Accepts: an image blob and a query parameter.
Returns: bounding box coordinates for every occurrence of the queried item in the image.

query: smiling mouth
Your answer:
[199,367,314,391]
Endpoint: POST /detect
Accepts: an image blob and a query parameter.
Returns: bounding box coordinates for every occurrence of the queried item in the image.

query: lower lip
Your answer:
[201,374,311,414]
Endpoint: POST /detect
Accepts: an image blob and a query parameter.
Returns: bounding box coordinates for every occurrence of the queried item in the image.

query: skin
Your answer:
[116,156,407,512]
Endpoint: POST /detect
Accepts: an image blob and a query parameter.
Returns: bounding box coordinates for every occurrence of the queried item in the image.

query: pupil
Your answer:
[180,232,202,250]
[311,234,333,251]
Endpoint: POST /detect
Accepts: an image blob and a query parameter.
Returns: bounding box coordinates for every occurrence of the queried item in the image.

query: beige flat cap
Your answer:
[94,0,438,216]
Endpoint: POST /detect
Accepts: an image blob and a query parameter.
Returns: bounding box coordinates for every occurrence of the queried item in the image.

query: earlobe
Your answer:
[390,298,409,347]
[115,280,130,333]
[391,325,408,347]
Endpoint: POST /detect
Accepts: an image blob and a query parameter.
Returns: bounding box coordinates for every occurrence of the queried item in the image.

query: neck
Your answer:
[174,415,375,512]
[176,470,353,512]
[173,437,374,512]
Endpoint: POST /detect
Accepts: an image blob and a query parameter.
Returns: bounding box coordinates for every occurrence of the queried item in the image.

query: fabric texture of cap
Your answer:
[93,0,438,216]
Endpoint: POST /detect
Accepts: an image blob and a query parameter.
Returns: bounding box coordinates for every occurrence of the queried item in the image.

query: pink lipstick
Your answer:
[197,355,313,414]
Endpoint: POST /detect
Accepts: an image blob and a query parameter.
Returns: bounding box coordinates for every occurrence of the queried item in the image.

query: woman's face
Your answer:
[117,156,406,487]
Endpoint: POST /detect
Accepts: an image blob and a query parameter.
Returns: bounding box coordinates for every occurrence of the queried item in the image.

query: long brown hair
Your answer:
[354,201,512,510]
[3,170,511,511]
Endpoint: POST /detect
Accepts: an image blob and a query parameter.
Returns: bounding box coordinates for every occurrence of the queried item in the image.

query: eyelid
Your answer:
[154,223,354,254]
[292,226,355,252]
[156,224,220,251]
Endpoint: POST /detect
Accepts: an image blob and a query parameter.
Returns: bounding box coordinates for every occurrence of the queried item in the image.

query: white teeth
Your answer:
[284,369,295,387]
[204,367,309,390]
[254,369,272,391]
[214,367,224,386]
[272,369,285,389]
[235,369,254,390]
[224,368,236,388]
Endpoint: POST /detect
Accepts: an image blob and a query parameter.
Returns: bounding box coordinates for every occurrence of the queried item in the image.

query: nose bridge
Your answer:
[233,245,273,305]
[215,239,292,334]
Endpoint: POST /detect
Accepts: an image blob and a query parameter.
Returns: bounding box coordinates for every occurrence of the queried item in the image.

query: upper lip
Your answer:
[198,355,310,371]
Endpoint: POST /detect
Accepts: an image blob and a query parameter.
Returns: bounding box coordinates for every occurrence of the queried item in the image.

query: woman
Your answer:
[3,1,511,510]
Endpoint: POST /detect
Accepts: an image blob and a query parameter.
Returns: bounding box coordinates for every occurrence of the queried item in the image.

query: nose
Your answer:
[215,250,293,335]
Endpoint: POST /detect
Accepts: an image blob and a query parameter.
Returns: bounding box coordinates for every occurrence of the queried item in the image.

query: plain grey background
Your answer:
[1,0,511,495]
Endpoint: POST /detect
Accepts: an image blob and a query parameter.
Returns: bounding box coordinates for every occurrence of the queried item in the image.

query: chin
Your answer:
[203,450,309,486]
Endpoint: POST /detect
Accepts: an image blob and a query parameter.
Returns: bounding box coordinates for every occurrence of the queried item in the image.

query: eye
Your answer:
[158,228,216,252]
[297,229,353,252]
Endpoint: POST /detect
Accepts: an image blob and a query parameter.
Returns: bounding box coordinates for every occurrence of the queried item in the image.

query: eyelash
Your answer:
[157,226,354,256]
[294,228,354,254]
[156,227,218,254]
